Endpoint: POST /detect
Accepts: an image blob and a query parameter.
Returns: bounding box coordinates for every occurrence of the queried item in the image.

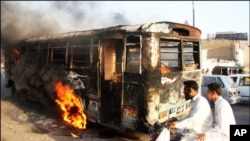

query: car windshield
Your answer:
[225,76,237,88]
[230,76,237,83]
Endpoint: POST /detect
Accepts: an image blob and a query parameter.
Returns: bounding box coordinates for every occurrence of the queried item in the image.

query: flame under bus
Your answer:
[5,21,202,133]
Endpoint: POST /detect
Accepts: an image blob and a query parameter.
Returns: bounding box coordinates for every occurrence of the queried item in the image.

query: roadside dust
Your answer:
[1,95,149,141]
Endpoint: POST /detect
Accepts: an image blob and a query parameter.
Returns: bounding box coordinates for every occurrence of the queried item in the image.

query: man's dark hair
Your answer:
[207,82,222,96]
[183,80,198,91]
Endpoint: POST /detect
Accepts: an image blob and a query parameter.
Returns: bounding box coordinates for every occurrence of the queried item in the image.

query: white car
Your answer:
[201,75,241,104]
[230,74,250,104]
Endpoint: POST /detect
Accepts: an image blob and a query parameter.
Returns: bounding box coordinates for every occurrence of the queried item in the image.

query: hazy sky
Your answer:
[1,1,249,42]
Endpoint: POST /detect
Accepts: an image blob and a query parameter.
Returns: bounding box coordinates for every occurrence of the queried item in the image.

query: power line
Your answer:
[193,1,195,26]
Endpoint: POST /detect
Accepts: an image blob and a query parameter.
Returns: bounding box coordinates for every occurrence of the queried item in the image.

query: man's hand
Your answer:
[197,133,206,141]
[171,117,177,122]
[166,123,175,129]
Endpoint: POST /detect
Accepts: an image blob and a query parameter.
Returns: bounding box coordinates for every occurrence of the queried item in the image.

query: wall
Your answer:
[201,39,249,70]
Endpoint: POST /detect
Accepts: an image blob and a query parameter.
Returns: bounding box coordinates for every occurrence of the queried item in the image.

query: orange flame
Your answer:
[161,64,171,74]
[54,81,87,129]
[12,48,20,64]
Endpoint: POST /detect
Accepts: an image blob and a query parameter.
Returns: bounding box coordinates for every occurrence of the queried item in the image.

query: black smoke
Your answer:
[1,1,131,105]
[1,1,130,45]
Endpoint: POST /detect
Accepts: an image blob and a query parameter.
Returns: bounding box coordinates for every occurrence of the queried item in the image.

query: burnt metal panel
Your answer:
[23,21,201,45]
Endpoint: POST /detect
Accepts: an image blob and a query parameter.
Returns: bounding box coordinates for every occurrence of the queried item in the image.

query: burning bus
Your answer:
[4,21,202,134]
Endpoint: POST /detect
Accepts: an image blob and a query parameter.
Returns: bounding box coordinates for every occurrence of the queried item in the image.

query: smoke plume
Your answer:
[1,1,130,45]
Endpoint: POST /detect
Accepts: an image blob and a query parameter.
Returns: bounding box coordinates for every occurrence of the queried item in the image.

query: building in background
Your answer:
[201,32,249,74]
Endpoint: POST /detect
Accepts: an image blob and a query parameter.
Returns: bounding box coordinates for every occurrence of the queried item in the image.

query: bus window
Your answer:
[52,47,66,65]
[127,47,140,73]
[160,40,181,73]
[183,41,199,70]
[50,42,67,66]
[72,47,90,67]
[183,46,194,65]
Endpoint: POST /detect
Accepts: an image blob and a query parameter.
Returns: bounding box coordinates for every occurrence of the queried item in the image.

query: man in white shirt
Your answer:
[197,82,236,141]
[166,80,213,140]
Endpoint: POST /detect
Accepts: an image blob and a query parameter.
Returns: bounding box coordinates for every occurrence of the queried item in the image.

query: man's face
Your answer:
[183,86,192,100]
[207,89,213,101]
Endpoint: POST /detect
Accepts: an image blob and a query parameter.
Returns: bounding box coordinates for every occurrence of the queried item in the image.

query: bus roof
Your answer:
[23,21,201,43]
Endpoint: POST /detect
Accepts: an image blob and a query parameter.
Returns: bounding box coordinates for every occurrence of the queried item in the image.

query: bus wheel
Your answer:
[5,79,12,88]
[10,80,17,97]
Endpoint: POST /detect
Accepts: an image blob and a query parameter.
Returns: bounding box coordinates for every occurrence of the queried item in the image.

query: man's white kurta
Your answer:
[204,96,236,141]
[175,94,213,134]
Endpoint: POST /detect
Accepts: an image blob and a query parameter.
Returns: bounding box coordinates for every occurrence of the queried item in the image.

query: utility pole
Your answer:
[193,1,195,27]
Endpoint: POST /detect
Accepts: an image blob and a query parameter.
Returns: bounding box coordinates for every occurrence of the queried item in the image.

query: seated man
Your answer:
[166,80,213,141]
[197,82,236,141]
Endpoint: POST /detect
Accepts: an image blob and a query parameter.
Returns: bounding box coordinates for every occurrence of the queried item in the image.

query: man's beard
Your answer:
[184,94,192,100]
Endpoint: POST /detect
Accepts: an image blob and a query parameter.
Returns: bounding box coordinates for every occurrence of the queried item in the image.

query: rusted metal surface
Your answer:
[23,21,201,44]
[171,23,201,38]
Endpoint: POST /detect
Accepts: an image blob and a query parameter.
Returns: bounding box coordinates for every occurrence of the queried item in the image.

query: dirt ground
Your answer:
[1,98,57,141]
[1,96,151,141]
[1,99,137,141]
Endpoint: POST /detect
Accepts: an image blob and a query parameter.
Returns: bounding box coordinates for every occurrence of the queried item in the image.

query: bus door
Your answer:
[101,39,124,126]
[122,35,142,130]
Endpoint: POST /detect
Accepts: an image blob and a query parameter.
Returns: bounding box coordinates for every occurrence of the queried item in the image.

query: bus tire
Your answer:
[10,80,17,97]
[5,79,12,88]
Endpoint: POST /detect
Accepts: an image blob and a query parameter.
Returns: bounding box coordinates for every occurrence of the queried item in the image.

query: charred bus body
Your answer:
[5,21,202,133]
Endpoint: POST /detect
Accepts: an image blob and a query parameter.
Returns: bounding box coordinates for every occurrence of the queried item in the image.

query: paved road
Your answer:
[231,103,250,125]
